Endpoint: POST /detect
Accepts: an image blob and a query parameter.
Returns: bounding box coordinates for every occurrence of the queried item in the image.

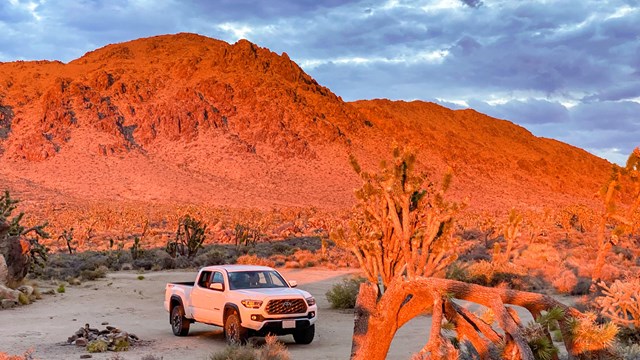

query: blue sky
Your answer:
[1,0,638,164]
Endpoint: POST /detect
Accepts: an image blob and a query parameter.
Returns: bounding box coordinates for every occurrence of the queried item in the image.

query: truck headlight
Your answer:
[305,296,316,306]
[241,299,263,309]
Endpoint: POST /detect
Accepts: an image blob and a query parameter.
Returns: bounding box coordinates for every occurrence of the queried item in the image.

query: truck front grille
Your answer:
[265,299,307,315]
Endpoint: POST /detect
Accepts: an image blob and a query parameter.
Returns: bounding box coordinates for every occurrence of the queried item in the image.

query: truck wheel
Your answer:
[293,324,315,344]
[171,305,190,336]
[224,310,248,344]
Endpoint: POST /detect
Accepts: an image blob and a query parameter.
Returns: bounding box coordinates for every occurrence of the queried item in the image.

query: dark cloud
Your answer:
[460,0,483,8]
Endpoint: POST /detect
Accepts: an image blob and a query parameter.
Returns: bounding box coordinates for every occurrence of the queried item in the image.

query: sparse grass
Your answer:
[259,335,290,360]
[209,344,257,360]
[87,340,108,353]
[326,276,367,309]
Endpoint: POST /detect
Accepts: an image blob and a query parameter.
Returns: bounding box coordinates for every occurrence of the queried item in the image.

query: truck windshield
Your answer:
[228,270,289,290]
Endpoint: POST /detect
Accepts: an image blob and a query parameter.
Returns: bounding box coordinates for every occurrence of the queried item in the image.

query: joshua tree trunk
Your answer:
[349,277,585,360]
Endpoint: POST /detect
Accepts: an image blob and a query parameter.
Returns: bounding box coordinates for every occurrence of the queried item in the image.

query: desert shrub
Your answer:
[146,248,175,270]
[572,277,592,296]
[326,276,367,309]
[0,350,34,360]
[132,258,155,270]
[138,275,145,280]
[209,344,257,360]
[616,343,640,360]
[194,247,229,267]
[445,262,469,282]
[272,243,294,256]
[87,340,108,353]
[596,279,640,329]
[56,284,65,293]
[552,269,578,294]
[80,265,108,281]
[113,338,130,352]
[17,292,29,305]
[236,255,275,267]
[258,335,289,360]
[292,249,318,267]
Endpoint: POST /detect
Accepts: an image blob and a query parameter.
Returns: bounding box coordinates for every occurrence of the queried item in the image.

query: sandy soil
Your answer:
[0,268,440,360]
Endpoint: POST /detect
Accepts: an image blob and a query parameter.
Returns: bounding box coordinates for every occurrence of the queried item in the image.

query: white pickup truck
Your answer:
[164,265,317,344]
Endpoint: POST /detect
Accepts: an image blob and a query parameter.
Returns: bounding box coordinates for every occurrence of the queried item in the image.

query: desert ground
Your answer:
[0,268,447,360]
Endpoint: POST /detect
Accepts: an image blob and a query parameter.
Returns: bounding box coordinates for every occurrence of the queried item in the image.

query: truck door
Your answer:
[191,270,225,326]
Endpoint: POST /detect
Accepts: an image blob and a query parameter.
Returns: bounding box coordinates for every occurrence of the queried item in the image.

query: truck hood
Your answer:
[232,288,312,299]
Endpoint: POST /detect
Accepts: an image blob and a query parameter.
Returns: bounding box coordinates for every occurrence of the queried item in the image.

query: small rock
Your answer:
[1,298,17,309]
[80,355,92,359]
[106,326,116,331]
[67,334,78,343]
[75,338,88,346]
[0,284,19,301]
[101,321,108,325]
[17,285,34,296]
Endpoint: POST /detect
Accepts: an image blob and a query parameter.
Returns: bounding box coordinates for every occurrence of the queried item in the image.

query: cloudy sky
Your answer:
[1,0,638,164]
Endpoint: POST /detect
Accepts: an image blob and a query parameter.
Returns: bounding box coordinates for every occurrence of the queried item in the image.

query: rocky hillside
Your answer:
[0,33,611,214]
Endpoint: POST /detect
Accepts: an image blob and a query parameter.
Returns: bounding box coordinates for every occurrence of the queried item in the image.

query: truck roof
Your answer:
[200,264,276,272]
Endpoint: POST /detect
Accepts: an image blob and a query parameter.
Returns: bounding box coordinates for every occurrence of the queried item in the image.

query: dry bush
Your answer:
[553,269,578,294]
[596,278,640,329]
[236,254,275,267]
[0,350,33,360]
[258,335,290,360]
[291,249,318,268]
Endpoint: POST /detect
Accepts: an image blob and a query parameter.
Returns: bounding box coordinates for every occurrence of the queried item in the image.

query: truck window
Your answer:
[212,271,224,284]
[197,271,212,288]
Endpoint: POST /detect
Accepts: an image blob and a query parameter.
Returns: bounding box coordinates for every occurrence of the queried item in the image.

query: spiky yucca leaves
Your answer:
[332,145,460,289]
[569,312,619,355]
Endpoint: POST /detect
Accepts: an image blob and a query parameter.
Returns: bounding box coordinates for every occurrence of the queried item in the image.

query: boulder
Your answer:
[0,254,7,286]
[1,298,17,309]
[75,338,88,346]
[17,285,34,296]
[0,284,20,301]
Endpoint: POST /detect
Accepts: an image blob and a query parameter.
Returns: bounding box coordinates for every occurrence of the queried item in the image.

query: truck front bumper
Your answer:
[243,311,317,335]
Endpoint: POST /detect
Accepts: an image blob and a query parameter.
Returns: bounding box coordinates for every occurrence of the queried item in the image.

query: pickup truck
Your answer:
[164,264,317,344]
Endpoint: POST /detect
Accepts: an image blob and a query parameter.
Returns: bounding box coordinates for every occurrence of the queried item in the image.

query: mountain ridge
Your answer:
[0,33,611,215]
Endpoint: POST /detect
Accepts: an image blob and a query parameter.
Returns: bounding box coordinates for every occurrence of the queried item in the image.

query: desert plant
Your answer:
[1,190,50,284]
[58,228,75,255]
[596,278,640,329]
[209,344,257,360]
[593,148,640,283]
[258,335,290,360]
[166,215,207,258]
[87,340,108,353]
[57,283,65,293]
[326,276,367,309]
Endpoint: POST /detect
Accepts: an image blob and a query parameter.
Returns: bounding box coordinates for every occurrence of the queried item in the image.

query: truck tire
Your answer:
[171,304,190,336]
[293,324,315,344]
[224,310,248,344]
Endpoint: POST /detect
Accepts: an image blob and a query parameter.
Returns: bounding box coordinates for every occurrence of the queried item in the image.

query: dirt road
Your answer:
[0,268,433,360]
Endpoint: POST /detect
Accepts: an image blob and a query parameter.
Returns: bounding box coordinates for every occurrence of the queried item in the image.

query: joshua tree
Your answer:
[333,147,617,360]
[592,147,640,283]
[0,190,49,286]
[166,215,207,258]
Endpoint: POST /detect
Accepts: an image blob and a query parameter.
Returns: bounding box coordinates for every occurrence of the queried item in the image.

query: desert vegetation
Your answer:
[2,147,640,359]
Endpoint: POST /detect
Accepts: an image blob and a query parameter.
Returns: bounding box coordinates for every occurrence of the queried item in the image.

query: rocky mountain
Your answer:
[0,33,612,215]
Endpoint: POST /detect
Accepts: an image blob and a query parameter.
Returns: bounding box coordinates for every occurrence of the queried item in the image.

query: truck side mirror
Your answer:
[209,283,224,291]
[289,280,297,288]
